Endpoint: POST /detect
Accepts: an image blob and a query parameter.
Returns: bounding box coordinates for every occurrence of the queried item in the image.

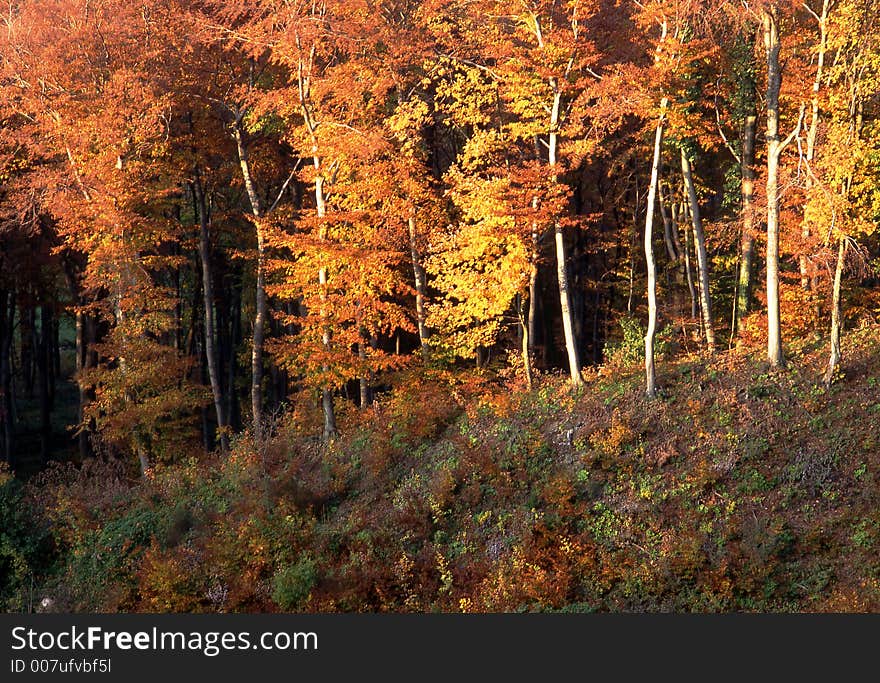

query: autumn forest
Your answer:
[1,0,880,613]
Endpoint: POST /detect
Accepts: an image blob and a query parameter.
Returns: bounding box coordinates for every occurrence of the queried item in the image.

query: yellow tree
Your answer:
[810,0,880,383]
[427,137,567,387]
[444,0,602,387]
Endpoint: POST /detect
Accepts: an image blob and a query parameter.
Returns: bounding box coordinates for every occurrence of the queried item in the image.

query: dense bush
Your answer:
[0,467,55,611]
[272,557,317,610]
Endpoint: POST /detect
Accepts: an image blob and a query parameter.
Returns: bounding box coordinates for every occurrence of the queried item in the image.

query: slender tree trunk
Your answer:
[680,149,716,353]
[192,172,229,451]
[321,384,337,439]
[554,225,582,385]
[172,242,183,353]
[232,122,268,440]
[824,237,846,385]
[227,276,242,432]
[674,201,697,320]
[408,213,430,353]
[136,442,150,478]
[658,179,679,264]
[198,330,211,453]
[763,7,797,368]
[802,0,831,291]
[549,86,582,387]
[358,340,371,408]
[644,103,667,399]
[627,205,637,316]
[528,258,539,352]
[75,311,89,459]
[314,173,338,440]
[61,257,95,460]
[0,290,13,467]
[38,304,51,464]
[20,298,34,399]
[528,204,541,352]
[519,292,534,390]
[81,313,98,459]
[735,110,758,332]
[114,265,151,475]
[297,49,338,439]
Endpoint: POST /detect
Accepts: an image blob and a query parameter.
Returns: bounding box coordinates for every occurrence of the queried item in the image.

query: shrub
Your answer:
[271,556,317,611]
[0,467,55,611]
[605,315,674,366]
[60,503,168,610]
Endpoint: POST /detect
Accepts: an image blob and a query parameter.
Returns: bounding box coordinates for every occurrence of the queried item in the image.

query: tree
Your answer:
[760,2,804,368]
[2,0,205,472]
[427,144,566,386]
[812,0,880,383]
[455,0,604,387]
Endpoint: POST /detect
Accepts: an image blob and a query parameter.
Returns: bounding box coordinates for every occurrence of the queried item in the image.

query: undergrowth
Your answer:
[5,327,880,613]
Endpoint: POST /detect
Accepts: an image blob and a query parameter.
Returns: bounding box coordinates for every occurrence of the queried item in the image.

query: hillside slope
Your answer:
[5,323,880,613]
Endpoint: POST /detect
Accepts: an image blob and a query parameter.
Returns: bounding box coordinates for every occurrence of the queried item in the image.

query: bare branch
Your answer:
[434,52,499,80]
[268,159,304,214]
[802,1,821,24]
[781,103,807,151]
[714,89,742,164]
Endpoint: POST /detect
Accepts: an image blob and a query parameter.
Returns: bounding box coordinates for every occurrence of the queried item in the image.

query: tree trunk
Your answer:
[735,109,758,332]
[358,341,371,408]
[680,149,716,353]
[528,223,540,353]
[658,180,679,264]
[60,255,95,461]
[49,313,59,407]
[0,290,14,467]
[315,173,338,440]
[801,0,831,290]
[80,313,98,460]
[408,213,430,353]
[192,172,229,451]
[38,304,51,464]
[549,87,582,387]
[227,276,242,432]
[232,122,268,440]
[172,241,183,353]
[763,7,791,368]
[297,53,339,439]
[644,103,667,399]
[20,297,34,399]
[627,203,637,315]
[528,261,539,352]
[824,237,846,385]
[137,442,150,478]
[75,312,89,460]
[521,295,534,390]
[673,201,697,320]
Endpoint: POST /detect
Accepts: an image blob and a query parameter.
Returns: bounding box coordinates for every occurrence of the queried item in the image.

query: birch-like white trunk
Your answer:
[764,8,787,368]
[824,237,846,385]
[549,86,583,386]
[314,172,338,440]
[801,0,831,290]
[232,123,268,438]
[644,102,667,399]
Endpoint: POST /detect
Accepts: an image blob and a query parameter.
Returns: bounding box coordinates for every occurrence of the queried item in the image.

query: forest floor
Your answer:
[5,322,880,613]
